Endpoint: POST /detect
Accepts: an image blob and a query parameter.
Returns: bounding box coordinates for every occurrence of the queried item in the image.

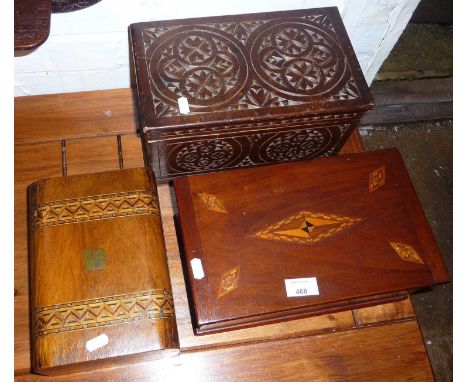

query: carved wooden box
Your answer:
[130,7,374,179]
[174,149,450,334]
[28,168,179,375]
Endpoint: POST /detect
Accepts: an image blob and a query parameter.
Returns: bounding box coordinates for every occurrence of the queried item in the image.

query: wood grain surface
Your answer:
[15,142,64,374]
[353,297,415,326]
[65,136,120,175]
[15,321,434,382]
[361,78,452,126]
[173,149,448,334]
[120,134,145,169]
[14,88,434,380]
[14,89,139,144]
[29,169,179,374]
[14,0,51,50]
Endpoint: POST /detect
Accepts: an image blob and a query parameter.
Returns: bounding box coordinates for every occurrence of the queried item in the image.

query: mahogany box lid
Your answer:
[130,7,374,132]
[28,168,179,375]
[174,148,449,334]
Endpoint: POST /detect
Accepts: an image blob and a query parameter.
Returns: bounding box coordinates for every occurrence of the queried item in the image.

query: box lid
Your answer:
[29,168,179,374]
[130,7,374,132]
[174,149,449,334]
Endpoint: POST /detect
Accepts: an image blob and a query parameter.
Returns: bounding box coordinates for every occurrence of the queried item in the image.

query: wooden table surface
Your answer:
[14,89,434,381]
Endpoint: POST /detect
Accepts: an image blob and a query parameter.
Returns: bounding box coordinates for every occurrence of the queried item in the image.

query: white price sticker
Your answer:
[284,277,319,297]
[86,333,108,352]
[190,258,205,280]
[178,97,190,114]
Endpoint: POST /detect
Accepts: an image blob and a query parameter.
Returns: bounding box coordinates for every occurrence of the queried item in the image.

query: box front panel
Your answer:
[147,113,361,178]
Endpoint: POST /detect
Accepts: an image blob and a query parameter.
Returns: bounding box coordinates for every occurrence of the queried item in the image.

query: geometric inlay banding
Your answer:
[33,289,174,337]
[256,211,363,244]
[33,190,160,229]
[389,242,424,264]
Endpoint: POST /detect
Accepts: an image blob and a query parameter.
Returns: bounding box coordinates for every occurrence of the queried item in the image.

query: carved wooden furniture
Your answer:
[15,89,436,381]
[130,7,374,179]
[29,168,178,375]
[174,149,449,334]
[14,0,51,50]
[51,0,101,13]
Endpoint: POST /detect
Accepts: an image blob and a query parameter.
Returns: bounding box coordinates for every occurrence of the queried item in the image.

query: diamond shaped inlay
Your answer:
[256,211,363,244]
[218,266,240,297]
[197,192,228,214]
[369,166,386,192]
[389,242,424,264]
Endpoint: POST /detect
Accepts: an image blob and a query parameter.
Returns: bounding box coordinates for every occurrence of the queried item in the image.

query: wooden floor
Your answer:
[14,89,435,381]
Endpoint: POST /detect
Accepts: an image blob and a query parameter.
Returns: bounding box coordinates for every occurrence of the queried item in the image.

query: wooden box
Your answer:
[130,7,374,179]
[28,168,179,375]
[174,148,449,334]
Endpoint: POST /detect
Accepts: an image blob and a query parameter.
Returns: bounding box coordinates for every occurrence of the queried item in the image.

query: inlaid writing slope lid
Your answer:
[129,7,374,131]
[28,168,179,375]
[174,148,450,334]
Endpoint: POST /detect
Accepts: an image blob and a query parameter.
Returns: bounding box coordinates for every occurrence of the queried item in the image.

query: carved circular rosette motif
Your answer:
[257,128,333,163]
[168,138,245,173]
[248,20,347,100]
[148,26,250,110]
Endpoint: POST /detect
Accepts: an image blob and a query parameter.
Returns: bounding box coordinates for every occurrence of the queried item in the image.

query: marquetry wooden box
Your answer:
[174,148,450,334]
[130,7,374,179]
[28,168,179,375]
